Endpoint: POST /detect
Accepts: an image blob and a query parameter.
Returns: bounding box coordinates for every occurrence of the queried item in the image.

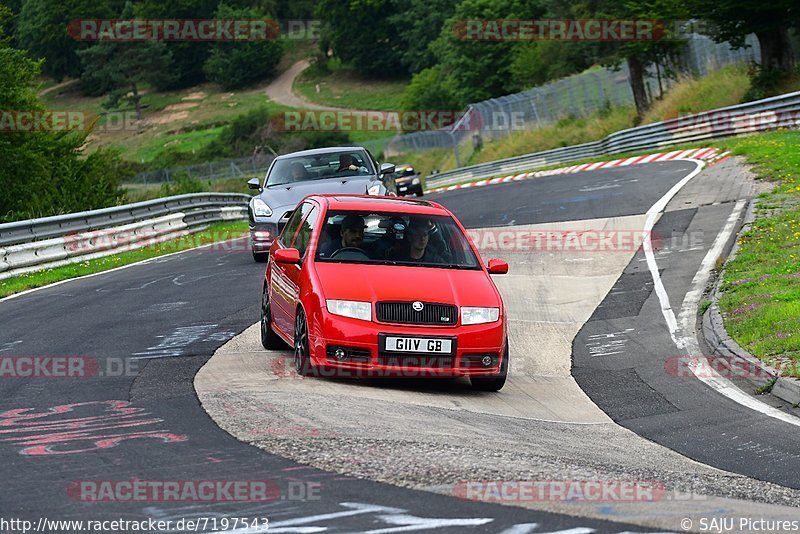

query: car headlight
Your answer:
[252,198,272,217]
[367,184,382,196]
[412,177,420,185]
[461,307,500,325]
[327,300,372,321]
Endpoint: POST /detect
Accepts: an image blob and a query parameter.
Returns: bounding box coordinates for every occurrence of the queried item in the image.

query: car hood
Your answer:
[260,177,376,209]
[314,262,500,308]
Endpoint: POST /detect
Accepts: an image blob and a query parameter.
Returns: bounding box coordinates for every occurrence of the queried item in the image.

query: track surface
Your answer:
[1,159,797,531]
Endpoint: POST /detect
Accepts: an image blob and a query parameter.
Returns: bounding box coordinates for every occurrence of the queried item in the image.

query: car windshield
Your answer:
[266,151,375,187]
[314,211,480,269]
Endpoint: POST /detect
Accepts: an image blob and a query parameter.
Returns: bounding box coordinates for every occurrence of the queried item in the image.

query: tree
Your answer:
[315,0,405,78]
[203,4,283,89]
[430,0,547,103]
[0,10,124,222]
[15,0,118,80]
[685,0,798,71]
[388,0,458,73]
[555,0,689,118]
[134,0,219,88]
[77,4,174,120]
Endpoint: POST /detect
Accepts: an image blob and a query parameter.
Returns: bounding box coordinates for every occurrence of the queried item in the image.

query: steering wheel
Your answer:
[330,247,370,260]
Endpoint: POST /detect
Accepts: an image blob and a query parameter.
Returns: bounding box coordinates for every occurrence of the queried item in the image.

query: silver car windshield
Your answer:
[266,151,375,187]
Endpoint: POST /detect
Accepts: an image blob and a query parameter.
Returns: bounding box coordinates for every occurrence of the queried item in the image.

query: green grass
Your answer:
[0,221,249,299]
[123,177,257,203]
[713,132,800,378]
[294,63,408,111]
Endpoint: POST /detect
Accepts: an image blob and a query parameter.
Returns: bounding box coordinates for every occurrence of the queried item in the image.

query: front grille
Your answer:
[376,301,457,326]
[377,354,455,368]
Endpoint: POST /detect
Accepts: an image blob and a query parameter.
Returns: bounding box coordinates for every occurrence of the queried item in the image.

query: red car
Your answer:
[260,194,510,391]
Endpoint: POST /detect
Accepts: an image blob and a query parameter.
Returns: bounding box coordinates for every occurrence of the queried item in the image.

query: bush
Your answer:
[743,65,799,101]
[401,66,463,112]
[159,172,206,196]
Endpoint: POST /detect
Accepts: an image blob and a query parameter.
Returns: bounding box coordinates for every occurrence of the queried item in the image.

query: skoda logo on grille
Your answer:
[412,301,424,312]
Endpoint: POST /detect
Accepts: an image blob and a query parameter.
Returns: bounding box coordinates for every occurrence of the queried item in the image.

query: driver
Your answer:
[337,154,360,174]
[318,214,367,258]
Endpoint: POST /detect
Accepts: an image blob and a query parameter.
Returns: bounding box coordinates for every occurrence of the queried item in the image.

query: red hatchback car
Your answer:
[260,194,510,391]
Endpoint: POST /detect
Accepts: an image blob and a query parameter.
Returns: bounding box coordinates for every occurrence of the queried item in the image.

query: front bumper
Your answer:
[308,309,506,378]
[396,180,423,196]
[249,222,279,253]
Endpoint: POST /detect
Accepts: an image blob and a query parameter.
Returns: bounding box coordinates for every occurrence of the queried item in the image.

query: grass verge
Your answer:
[0,221,249,299]
[294,62,408,111]
[715,131,800,378]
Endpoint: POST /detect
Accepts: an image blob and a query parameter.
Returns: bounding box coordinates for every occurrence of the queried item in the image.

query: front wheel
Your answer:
[260,286,286,350]
[470,344,508,391]
[293,308,314,377]
[253,252,269,262]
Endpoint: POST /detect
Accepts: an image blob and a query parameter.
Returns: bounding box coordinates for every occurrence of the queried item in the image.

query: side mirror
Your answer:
[487,259,508,275]
[247,178,262,190]
[273,248,300,265]
[380,163,396,175]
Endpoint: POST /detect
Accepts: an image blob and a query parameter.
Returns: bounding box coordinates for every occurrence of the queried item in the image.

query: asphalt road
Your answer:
[1,159,796,531]
[0,241,650,531]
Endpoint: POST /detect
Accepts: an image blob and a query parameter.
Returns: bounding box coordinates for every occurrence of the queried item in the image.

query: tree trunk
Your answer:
[756,28,796,71]
[627,55,649,118]
[131,83,142,121]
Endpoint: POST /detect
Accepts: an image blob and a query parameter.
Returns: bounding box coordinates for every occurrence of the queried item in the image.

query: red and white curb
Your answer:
[425,147,731,194]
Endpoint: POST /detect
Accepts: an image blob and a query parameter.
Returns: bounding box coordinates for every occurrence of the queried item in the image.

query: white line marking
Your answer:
[642,160,706,346]
[643,166,800,427]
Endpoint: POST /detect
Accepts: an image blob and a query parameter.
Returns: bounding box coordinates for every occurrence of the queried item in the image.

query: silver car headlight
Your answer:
[461,307,500,325]
[252,198,273,217]
[367,184,381,196]
[327,300,372,321]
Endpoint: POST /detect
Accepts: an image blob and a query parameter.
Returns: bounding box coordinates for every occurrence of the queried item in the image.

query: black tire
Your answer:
[293,308,314,376]
[253,251,269,262]
[260,286,286,350]
[415,191,424,197]
[470,344,508,391]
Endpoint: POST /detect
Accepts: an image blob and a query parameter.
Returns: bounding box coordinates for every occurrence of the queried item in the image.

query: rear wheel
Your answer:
[470,344,508,391]
[293,308,313,376]
[260,286,286,350]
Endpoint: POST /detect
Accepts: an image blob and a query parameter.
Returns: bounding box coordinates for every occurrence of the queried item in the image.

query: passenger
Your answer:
[318,214,368,258]
[288,162,309,182]
[388,219,445,264]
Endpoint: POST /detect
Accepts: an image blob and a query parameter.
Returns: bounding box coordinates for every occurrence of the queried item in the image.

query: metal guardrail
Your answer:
[0,193,251,247]
[0,193,251,279]
[426,91,800,189]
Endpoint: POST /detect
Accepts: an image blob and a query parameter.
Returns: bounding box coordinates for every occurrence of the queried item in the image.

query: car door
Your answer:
[270,203,309,336]
[270,202,319,337]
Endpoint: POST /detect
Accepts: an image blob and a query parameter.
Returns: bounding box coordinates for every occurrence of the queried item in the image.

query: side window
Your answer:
[279,204,307,247]
[291,205,319,259]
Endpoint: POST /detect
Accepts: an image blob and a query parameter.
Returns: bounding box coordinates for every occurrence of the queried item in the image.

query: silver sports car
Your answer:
[247,146,397,261]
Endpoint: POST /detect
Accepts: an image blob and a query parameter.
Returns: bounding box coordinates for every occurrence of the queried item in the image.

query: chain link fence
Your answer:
[385,34,761,162]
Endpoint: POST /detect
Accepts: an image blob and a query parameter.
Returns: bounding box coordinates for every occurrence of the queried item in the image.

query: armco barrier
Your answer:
[0,193,250,247]
[426,91,800,189]
[0,194,250,279]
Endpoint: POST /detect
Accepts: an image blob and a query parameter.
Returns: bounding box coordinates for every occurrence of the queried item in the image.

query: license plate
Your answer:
[399,186,408,192]
[384,336,452,353]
